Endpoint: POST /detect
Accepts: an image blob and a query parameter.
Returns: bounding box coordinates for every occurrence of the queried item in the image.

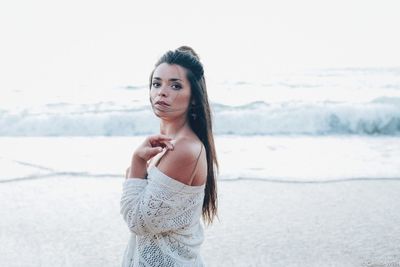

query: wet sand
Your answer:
[1,176,400,267]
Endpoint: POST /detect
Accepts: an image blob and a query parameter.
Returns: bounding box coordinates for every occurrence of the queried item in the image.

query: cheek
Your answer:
[175,92,191,106]
[149,89,156,101]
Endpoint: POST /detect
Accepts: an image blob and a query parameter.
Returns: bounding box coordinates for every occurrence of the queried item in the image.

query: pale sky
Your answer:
[0,0,399,92]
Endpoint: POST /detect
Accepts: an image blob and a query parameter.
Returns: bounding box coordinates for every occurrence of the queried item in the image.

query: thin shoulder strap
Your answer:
[188,144,203,185]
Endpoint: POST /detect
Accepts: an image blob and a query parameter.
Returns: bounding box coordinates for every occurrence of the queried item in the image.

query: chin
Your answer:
[153,111,169,120]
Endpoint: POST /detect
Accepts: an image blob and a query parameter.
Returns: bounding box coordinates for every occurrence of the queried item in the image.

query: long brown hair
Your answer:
[149,46,218,225]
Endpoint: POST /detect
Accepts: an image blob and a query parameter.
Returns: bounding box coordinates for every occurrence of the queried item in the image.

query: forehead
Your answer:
[153,63,188,81]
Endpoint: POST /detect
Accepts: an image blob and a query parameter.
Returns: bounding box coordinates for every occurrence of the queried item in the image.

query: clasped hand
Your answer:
[125,134,175,178]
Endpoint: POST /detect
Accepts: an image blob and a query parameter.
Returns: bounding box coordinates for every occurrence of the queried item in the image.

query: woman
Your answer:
[120,46,218,267]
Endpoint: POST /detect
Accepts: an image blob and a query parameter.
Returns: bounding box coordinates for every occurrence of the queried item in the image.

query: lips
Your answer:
[155,100,170,106]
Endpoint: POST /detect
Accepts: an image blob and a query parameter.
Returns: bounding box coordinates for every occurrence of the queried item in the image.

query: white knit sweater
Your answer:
[120,165,206,267]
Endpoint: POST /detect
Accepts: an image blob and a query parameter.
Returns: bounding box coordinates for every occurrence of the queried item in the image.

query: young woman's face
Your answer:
[150,63,192,120]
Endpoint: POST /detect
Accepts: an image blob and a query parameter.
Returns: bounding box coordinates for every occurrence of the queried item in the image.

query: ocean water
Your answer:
[1,67,400,182]
[1,67,400,267]
[1,135,400,184]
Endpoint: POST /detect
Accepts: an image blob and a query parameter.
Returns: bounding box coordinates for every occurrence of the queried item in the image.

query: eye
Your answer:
[171,83,182,90]
[152,82,161,88]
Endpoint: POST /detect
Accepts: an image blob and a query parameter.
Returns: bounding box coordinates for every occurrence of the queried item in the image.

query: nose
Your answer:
[158,85,168,97]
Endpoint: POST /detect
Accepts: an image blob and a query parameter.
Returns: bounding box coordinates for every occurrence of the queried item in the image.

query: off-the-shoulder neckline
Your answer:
[147,165,206,191]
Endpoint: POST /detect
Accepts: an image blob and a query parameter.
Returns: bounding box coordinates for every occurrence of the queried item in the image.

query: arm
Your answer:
[120,140,205,235]
[120,178,148,231]
[120,174,204,235]
[121,137,204,235]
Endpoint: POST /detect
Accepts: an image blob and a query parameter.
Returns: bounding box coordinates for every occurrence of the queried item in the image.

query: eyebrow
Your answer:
[153,77,183,82]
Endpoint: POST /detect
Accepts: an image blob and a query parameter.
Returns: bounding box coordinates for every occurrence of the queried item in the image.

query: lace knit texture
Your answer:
[120,165,206,267]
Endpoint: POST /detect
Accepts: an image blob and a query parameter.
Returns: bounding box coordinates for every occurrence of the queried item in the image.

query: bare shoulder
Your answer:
[157,137,205,186]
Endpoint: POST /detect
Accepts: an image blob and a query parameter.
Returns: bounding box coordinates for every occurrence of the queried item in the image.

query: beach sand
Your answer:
[1,176,400,267]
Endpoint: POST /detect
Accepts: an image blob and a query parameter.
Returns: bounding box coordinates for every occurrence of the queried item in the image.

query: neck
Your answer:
[159,117,188,139]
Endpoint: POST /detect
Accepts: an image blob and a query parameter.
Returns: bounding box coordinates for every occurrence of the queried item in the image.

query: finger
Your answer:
[154,140,174,150]
[162,140,174,150]
[147,147,164,158]
[149,134,173,143]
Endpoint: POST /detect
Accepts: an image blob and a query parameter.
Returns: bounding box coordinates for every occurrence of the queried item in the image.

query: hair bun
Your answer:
[176,46,200,60]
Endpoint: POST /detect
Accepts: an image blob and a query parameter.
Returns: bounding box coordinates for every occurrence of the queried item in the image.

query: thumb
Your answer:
[147,146,163,158]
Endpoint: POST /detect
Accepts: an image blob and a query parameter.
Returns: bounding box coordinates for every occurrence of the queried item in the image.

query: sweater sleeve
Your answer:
[120,171,204,236]
[120,178,148,231]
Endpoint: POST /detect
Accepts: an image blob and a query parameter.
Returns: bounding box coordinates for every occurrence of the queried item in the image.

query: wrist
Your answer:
[128,154,147,179]
[132,151,145,162]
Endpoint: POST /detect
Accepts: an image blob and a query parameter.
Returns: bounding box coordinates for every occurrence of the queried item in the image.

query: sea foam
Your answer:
[1,98,399,136]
